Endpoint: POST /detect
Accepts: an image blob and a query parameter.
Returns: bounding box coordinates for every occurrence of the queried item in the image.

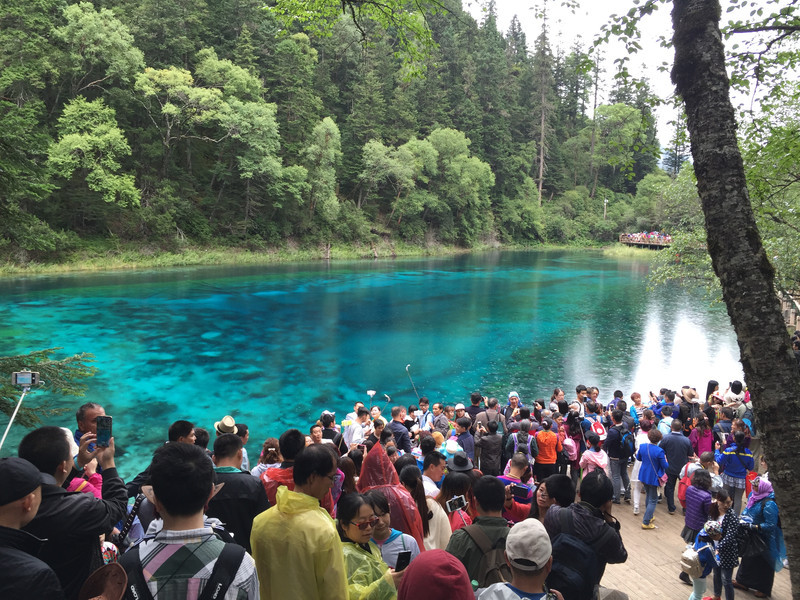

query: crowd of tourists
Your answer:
[0,382,788,600]
[620,231,673,244]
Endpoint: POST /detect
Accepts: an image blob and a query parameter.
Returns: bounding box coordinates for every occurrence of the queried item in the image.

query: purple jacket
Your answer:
[684,485,712,530]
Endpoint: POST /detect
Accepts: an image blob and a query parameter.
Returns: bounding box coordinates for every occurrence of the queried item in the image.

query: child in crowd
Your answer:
[579,432,609,477]
[687,521,723,600]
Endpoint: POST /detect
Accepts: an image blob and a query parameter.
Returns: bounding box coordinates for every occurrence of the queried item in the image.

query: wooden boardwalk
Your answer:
[600,483,792,599]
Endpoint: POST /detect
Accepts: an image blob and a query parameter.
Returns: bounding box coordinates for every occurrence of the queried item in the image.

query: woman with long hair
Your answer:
[337,493,402,599]
[434,471,473,532]
[550,387,566,414]
[532,418,562,482]
[339,455,358,495]
[250,437,281,477]
[565,410,585,486]
[689,415,714,457]
[398,465,450,550]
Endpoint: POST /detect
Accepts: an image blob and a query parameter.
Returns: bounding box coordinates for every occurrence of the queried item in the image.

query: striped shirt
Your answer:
[136,527,258,599]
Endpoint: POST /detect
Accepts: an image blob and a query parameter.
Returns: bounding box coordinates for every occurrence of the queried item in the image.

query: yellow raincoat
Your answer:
[250,486,347,600]
[342,541,397,600]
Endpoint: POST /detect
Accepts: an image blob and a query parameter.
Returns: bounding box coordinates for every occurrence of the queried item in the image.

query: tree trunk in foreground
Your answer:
[671,1,800,596]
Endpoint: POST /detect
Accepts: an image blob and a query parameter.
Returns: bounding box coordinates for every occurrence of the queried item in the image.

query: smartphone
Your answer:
[510,484,529,498]
[395,550,412,572]
[356,444,367,451]
[96,416,112,447]
[12,371,40,386]
[446,495,467,512]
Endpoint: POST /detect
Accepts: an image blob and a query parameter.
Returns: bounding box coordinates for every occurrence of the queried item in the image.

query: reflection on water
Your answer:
[0,250,742,478]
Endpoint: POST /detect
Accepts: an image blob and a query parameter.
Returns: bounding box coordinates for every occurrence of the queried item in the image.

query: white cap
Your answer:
[505,518,552,571]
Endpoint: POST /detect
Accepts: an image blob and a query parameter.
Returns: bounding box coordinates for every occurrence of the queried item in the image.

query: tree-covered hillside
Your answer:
[1,0,678,263]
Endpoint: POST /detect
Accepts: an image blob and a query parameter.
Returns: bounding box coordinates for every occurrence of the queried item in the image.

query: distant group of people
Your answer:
[620,231,672,244]
[0,379,786,600]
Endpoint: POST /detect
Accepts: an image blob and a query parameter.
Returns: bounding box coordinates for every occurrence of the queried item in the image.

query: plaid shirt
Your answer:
[136,527,258,599]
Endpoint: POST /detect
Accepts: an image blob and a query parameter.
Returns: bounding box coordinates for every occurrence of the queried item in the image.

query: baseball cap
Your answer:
[505,518,552,571]
[0,457,42,506]
[454,403,466,411]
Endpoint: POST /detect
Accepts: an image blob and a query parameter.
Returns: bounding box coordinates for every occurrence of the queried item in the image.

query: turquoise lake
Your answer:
[0,250,743,478]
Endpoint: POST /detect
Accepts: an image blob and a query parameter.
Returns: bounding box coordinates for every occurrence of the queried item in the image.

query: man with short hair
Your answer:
[20,426,127,599]
[455,416,475,460]
[343,407,371,448]
[206,433,269,553]
[497,453,534,504]
[0,457,64,599]
[251,444,348,600]
[320,412,345,454]
[658,405,675,436]
[432,403,450,436]
[422,451,446,498]
[417,397,434,432]
[712,406,734,445]
[120,443,258,599]
[345,401,364,423]
[476,518,558,599]
[544,470,627,598]
[445,476,511,588]
[466,391,485,425]
[167,419,196,444]
[659,419,695,514]
[605,410,631,505]
[73,402,105,455]
[574,385,588,417]
[389,406,413,453]
[475,397,506,435]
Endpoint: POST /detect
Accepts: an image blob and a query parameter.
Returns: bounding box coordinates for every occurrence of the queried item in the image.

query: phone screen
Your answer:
[96,416,112,447]
[395,550,412,572]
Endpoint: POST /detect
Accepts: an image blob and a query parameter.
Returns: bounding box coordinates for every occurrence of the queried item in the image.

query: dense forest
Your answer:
[1,0,697,263]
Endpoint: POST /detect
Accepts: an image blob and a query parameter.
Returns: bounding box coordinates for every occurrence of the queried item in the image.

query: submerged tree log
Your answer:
[671,0,800,595]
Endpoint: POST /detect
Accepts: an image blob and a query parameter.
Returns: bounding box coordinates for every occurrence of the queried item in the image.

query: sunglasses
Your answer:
[349,517,379,530]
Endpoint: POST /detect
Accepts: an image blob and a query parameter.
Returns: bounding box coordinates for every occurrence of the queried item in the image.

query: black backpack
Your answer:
[120,537,245,600]
[463,525,511,587]
[618,427,635,461]
[546,508,614,600]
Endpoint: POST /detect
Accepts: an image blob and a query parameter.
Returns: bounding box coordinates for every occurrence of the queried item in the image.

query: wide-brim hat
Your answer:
[78,563,127,600]
[214,415,238,435]
[447,450,474,472]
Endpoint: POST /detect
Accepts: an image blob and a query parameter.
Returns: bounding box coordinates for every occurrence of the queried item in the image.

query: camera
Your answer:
[12,371,40,387]
[446,495,467,512]
[510,484,529,498]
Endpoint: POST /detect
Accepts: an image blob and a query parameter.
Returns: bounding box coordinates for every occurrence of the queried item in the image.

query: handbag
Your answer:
[737,525,768,557]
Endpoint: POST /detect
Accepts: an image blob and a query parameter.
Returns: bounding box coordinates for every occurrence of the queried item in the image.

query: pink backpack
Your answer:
[562,437,578,461]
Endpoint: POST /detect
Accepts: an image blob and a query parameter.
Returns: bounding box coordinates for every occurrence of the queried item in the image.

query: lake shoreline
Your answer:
[0,239,656,277]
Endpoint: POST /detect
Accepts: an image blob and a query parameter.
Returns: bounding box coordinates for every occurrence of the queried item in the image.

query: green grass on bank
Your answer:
[0,239,657,277]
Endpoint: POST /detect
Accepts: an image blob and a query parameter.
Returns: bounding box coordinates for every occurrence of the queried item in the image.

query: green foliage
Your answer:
[303,117,342,224]
[48,97,140,205]
[0,348,97,428]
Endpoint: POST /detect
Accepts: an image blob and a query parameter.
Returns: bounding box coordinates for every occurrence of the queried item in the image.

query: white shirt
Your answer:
[422,474,439,498]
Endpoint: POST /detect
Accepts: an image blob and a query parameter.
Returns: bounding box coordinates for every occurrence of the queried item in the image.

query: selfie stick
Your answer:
[406,364,420,400]
[0,386,30,453]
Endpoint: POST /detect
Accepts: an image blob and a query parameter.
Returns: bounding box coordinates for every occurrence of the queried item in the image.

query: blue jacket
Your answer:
[693,532,720,578]
[742,495,786,571]
[635,443,668,486]
[389,420,412,453]
[716,444,754,479]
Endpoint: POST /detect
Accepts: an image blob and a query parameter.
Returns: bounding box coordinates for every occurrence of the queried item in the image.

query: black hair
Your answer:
[419,397,429,407]
[321,413,335,428]
[665,390,676,402]
[721,407,734,420]
[731,380,743,395]
[235,423,248,439]
[579,470,614,508]
[456,417,471,429]
[422,451,445,472]
[150,442,214,517]
[613,390,623,399]
[487,420,499,434]
[566,410,583,436]
[168,420,194,442]
[585,402,599,415]
[336,493,371,540]
[661,405,674,417]
[18,426,70,475]
[385,446,397,459]
[691,468,712,491]
[518,407,531,421]
[709,488,731,519]
[540,474,575,507]
[616,400,627,411]
[293,444,336,486]
[393,453,418,476]
[435,471,474,512]
[705,380,719,403]
[194,428,210,450]
[585,431,601,449]
[576,384,587,394]
[470,392,482,405]
[399,465,430,536]
[366,489,390,515]
[472,475,506,513]
[733,431,746,456]
[357,407,370,418]
[671,419,683,432]
[611,409,623,424]
[348,448,364,473]
[379,428,394,444]
[419,436,436,455]
[213,433,243,460]
[278,428,306,461]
